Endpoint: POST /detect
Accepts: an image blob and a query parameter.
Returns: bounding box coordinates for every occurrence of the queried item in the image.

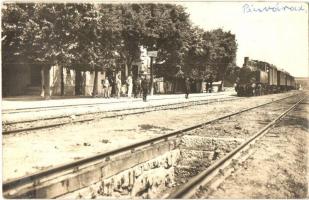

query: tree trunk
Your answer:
[128,59,133,75]
[60,66,64,96]
[92,68,98,97]
[150,57,154,95]
[40,66,51,98]
[220,67,226,92]
[82,71,86,95]
[124,63,128,80]
[44,66,51,98]
[124,58,133,80]
[40,66,45,97]
[220,79,224,92]
[75,69,82,95]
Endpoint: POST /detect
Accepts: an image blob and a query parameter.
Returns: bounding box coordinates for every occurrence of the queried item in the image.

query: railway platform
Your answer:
[2,91,237,123]
[2,91,236,111]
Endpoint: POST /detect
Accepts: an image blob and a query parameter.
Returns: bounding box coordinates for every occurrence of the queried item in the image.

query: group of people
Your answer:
[101,75,122,98]
[101,74,150,101]
[185,78,214,99]
[102,75,214,101]
[251,83,263,96]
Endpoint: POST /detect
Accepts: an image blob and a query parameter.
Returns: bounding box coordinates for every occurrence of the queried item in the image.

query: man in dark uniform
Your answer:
[208,74,214,93]
[133,76,141,98]
[141,76,149,102]
[185,77,190,99]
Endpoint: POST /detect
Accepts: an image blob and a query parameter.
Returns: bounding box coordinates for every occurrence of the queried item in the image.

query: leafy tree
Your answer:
[203,29,237,88]
[59,4,121,96]
[137,4,192,81]
[2,4,29,65]
[2,3,238,97]
[225,63,240,85]
[183,26,209,80]
[6,4,58,98]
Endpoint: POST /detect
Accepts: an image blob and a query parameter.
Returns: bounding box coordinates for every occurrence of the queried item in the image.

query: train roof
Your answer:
[277,68,292,76]
[269,64,277,69]
[245,57,294,77]
[251,59,276,69]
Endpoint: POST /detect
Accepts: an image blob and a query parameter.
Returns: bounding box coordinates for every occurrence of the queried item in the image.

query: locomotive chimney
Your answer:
[244,57,249,66]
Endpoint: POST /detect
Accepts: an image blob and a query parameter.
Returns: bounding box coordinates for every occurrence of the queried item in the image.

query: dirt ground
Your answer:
[2,92,300,181]
[202,96,308,198]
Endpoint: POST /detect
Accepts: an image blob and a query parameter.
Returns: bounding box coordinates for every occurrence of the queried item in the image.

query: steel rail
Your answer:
[168,96,305,199]
[2,93,224,114]
[3,96,238,134]
[3,95,236,125]
[3,96,237,125]
[2,94,300,193]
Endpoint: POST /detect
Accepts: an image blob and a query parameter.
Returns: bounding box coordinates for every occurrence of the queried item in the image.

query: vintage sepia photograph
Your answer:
[1,0,308,198]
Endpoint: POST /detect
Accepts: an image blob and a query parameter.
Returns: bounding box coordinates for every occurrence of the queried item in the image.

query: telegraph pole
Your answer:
[150,57,154,95]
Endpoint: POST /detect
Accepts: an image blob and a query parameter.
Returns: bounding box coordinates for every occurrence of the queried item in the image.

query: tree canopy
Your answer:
[2,3,238,95]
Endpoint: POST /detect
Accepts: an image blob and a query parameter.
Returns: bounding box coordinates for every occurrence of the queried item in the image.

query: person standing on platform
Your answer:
[103,78,110,98]
[108,76,113,97]
[257,83,262,96]
[141,76,149,102]
[133,76,141,98]
[115,75,121,98]
[138,77,142,97]
[185,77,190,99]
[208,74,214,93]
[127,74,133,98]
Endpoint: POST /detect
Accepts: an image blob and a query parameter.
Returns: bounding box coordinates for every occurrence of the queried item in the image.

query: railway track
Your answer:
[168,96,305,199]
[3,93,304,198]
[3,96,239,134]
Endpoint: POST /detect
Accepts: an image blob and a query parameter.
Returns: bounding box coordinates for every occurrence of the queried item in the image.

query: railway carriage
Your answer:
[290,75,295,89]
[286,74,291,90]
[286,74,296,90]
[277,69,287,91]
[267,64,278,93]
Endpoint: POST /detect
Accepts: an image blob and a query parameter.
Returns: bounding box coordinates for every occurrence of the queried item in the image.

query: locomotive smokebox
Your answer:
[244,57,249,66]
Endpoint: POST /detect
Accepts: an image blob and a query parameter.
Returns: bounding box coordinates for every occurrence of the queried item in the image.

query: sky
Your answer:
[178,1,308,77]
[1,0,307,77]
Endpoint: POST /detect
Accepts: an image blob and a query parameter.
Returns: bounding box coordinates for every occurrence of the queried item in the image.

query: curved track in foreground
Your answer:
[3,96,238,134]
[168,96,305,199]
[2,93,303,198]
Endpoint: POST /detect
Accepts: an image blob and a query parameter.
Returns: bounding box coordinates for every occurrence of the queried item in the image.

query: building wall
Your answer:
[131,46,151,76]
[84,71,106,96]
[49,66,109,96]
[3,63,32,96]
[3,46,153,97]
[49,65,75,96]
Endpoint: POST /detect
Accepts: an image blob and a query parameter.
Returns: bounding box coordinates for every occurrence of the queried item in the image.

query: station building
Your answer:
[2,46,152,97]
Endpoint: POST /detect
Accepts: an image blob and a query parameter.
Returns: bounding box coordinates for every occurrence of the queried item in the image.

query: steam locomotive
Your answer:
[235,57,296,96]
